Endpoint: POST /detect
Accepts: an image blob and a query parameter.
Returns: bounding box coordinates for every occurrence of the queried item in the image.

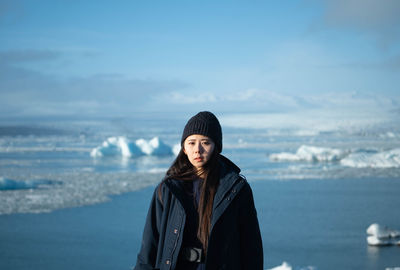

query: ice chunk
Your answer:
[341,148,400,168]
[90,136,173,158]
[90,136,142,158]
[366,223,400,246]
[367,235,392,246]
[135,137,172,156]
[172,143,181,156]
[366,223,400,239]
[0,177,58,190]
[268,262,292,270]
[270,145,348,162]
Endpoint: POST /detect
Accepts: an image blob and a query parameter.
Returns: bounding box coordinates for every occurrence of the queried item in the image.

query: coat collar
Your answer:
[212,154,242,208]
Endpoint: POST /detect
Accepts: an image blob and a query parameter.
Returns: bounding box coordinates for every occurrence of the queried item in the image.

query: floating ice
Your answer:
[366,223,400,246]
[0,177,59,190]
[367,236,392,246]
[90,136,173,158]
[268,262,292,270]
[341,148,400,168]
[135,137,172,156]
[172,143,181,156]
[267,262,317,270]
[90,136,141,158]
[0,172,163,214]
[367,223,400,238]
[269,145,348,162]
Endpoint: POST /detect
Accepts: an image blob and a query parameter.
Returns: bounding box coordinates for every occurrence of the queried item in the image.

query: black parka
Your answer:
[134,155,263,270]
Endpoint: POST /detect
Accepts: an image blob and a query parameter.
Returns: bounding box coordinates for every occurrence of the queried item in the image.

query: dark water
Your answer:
[1,178,399,270]
[258,178,400,269]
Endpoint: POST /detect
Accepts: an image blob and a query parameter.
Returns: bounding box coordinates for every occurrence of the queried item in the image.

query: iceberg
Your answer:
[172,143,181,156]
[135,137,172,156]
[341,148,400,168]
[90,136,142,158]
[367,235,392,246]
[267,262,317,270]
[268,262,292,270]
[90,136,173,158]
[269,145,348,162]
[366,223,400,246]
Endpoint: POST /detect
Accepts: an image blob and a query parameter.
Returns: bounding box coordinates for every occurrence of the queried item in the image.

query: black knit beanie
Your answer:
[181,111,222,153]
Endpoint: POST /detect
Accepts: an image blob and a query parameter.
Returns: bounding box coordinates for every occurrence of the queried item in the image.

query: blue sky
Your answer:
[1,0,399,117]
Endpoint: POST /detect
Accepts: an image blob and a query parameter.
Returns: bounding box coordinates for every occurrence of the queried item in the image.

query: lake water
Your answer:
[1,113,400,269]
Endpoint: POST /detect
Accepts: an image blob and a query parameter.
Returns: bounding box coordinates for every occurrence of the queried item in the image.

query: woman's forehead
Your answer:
[185,134,212,141]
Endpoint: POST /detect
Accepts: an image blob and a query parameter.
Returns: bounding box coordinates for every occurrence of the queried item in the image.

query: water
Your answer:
[1,178,399,270]
[1,114,400,269]
[257,178,400,269]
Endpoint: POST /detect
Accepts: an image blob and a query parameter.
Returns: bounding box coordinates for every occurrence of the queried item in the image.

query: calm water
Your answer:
[1,178,399,270]
[1,115,400,269]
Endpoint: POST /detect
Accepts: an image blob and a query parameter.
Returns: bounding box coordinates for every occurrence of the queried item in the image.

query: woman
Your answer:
[134,111,263,270]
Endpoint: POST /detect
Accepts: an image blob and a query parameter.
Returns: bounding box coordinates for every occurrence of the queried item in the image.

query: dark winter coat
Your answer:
[134,155,263,270]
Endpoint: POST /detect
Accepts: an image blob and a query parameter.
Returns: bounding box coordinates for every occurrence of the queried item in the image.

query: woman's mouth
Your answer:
[194,157,203,162]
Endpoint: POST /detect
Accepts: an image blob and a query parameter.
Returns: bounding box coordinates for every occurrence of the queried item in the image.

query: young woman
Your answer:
[134,111,263,270]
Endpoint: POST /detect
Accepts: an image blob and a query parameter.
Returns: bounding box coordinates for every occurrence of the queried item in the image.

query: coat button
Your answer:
[173,228,178,234]
[232,189,236,193]
[227,197,231,201]
[166,260,170,265]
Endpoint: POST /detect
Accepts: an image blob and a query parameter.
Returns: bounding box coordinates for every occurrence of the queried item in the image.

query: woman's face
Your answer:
[183,134,215,171]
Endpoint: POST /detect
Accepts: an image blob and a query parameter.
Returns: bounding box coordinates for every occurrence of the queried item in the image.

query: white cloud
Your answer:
[168,91,218,104]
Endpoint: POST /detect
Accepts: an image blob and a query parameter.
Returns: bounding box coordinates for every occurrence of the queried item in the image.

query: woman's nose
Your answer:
[195,143,203,153]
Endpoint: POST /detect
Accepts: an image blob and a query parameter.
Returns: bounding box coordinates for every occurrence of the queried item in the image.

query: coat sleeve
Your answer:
[134,185,164,270]
[238,182,264,270]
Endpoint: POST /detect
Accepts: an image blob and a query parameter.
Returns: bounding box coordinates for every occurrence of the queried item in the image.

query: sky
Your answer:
[0,0,399,118]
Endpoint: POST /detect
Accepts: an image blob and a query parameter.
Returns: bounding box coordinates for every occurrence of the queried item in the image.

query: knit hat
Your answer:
[181,111,222,153]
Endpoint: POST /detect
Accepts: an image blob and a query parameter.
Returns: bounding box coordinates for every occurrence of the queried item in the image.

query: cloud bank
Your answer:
[318,0,400,47]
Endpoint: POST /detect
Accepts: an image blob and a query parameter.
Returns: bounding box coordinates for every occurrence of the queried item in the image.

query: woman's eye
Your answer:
[202,141,210,145]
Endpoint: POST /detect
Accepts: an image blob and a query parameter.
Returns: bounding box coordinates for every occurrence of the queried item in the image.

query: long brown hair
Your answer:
[158,146,220,253]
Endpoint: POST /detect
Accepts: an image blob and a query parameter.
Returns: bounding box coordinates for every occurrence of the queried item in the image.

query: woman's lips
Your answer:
[194,157,203,162]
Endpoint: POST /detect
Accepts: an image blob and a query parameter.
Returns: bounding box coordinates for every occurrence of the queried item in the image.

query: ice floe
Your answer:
[341,148,400,168]
[270,145,400,169]
[267,261,317,270]
[0,172,163,214]
[135,137,173,156]
[172,143,181,156]
[269,145,348,162]
[0,177,60,190]
[366,223,400,246]
[90,136,173,158]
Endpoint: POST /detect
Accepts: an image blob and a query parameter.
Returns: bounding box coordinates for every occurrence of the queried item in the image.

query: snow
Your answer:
[90,136,173,158]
